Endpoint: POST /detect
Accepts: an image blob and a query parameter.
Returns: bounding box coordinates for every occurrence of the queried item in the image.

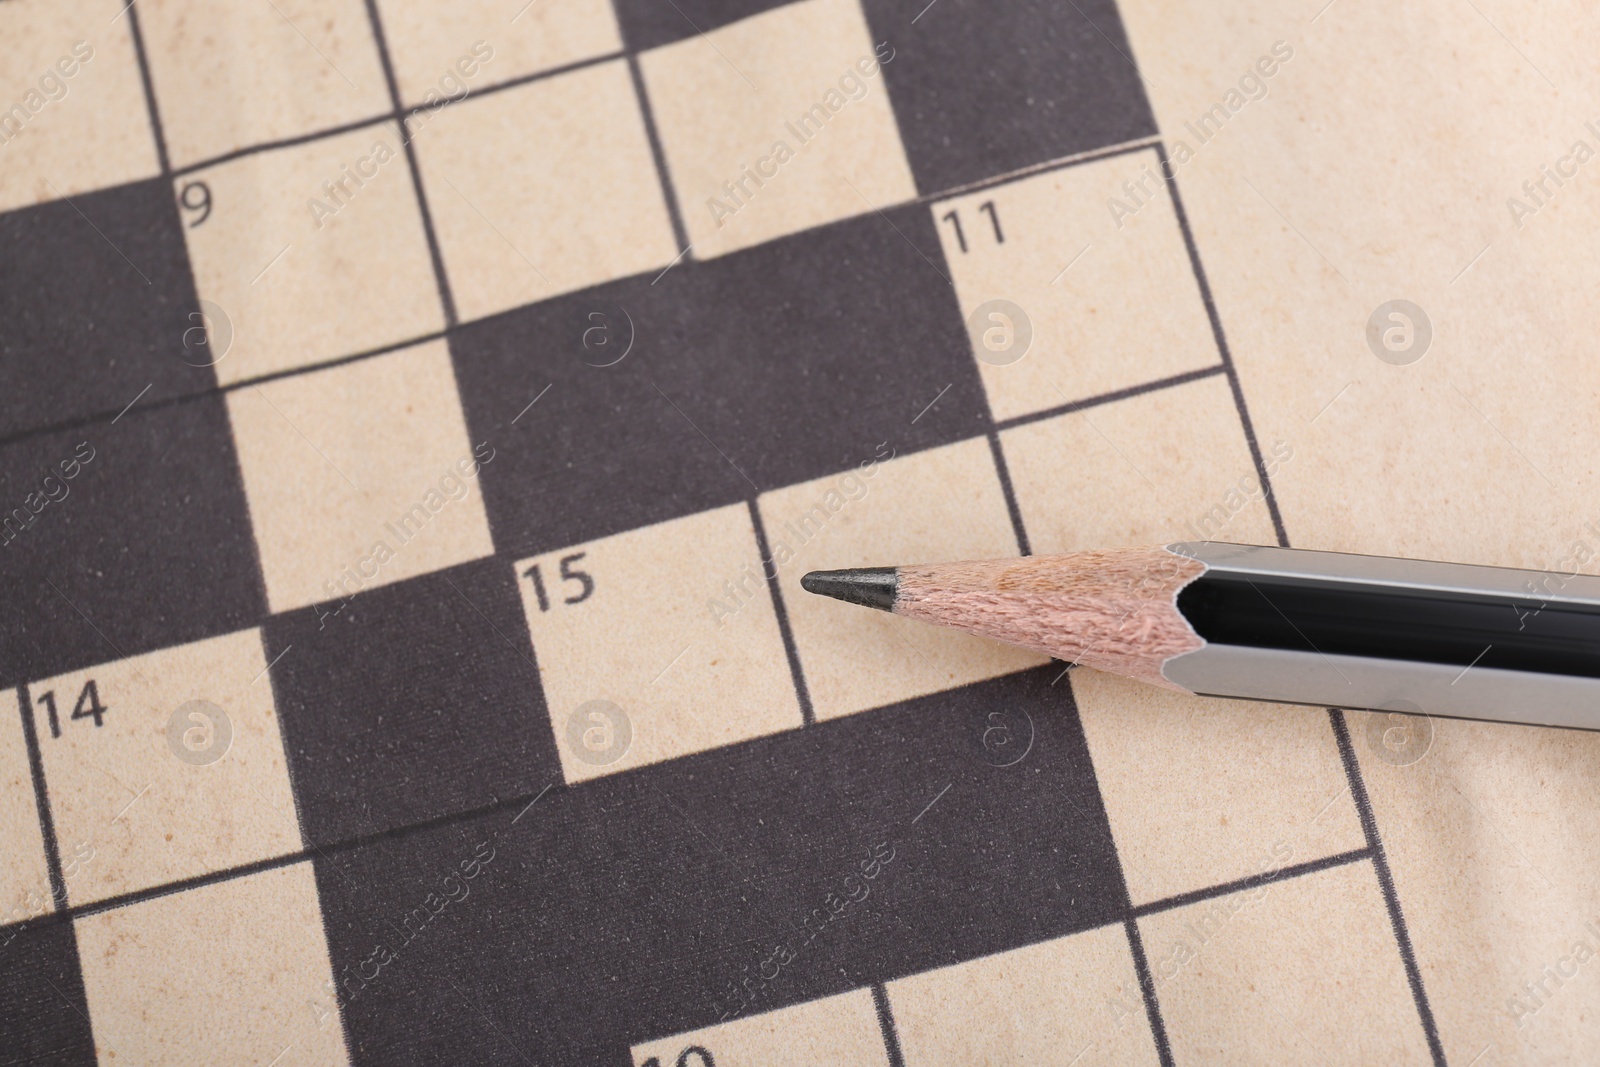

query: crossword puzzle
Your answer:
[4,0,1554,1064]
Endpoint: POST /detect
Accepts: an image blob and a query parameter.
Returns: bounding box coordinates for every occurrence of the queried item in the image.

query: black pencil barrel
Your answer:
[1177,573,1600,680]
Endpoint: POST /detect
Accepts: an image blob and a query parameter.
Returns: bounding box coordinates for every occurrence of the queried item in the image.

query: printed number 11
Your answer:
[941,199,1004,253]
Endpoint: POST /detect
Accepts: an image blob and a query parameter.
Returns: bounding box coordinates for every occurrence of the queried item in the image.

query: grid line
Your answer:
[747,499,817,727]
[1123,916,1175,1067]
[1153,134,1442,1060]
[986,431,1032,557]
[1129,847,1371,919]
[171,110,394,180]
[872,982,907,1067]
[0,767,1412,1067]
[626,52,693,258]
[167,50,629,180]
[0,745,1392,944]
[0,7,1443,1063]
[1155,141,1288,549]
[1329,710,1448,1065]
[122,3,171,176]
[0,129,1167,452]
[16,684,68,911]
[995,364,1227,435]
[361,0,459,327]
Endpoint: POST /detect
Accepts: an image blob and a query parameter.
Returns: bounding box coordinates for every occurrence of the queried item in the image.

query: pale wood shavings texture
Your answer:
[894,546,1207,690]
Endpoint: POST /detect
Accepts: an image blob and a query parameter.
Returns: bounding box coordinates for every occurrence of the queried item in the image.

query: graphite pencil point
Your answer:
[799,567,898,611]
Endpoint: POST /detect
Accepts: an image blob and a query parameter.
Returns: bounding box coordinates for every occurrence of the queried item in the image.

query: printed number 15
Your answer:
[523,552,595,612]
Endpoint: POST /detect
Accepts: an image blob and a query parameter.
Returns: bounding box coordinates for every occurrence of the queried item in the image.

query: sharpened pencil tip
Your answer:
[800,567,898,611]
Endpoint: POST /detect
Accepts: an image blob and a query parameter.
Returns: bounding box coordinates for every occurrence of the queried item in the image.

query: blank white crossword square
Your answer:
[412,59,678,320]
[29,629,302,906]
[933,153,1221,423]
[74,862,350,1067]
[179,122,445,384]
[0,0,160,212]
[889,925,1162,1065]
[1001,375,1281,552]
[1074,670,1364,905]
[762,438,1044,721]
[227,339,495,613]
[516,503,802,784]
[137,0,390,168]
[640,0,915,258]
[0,691,53,923]
[1141,862,1433,1064]
[376,0,622,106]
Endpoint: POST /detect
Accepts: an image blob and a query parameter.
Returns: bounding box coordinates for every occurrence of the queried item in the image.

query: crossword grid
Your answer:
[0,0,1446,1064]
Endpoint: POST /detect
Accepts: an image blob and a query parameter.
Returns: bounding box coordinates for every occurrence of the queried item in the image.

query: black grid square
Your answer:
[314,664,1123,1064]
[452,204,986,559]
[0,178,209,441]
[264,557,559,848]
[612,0,796,53]
[0,921,96,1066]
[860,0,1157,193]
[0,396,264,689]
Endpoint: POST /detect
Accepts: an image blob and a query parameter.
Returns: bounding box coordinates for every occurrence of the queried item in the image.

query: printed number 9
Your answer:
[179,181,211,227]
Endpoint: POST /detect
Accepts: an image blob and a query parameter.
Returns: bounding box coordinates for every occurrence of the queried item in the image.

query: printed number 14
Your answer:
[523,551,595,612]
[36,679,108,739]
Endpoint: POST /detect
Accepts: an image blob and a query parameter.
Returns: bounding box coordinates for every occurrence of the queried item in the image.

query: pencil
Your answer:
[800,542,1600,731]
